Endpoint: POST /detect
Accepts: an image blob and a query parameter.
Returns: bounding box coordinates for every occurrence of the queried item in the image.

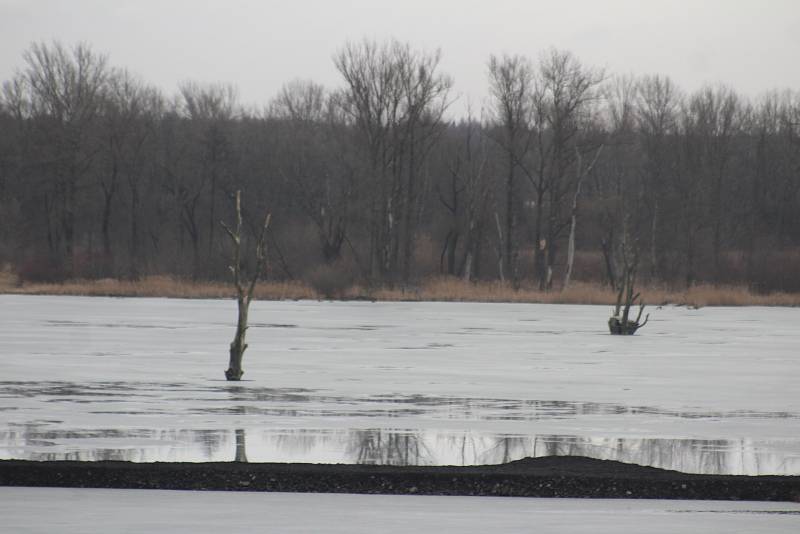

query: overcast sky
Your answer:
[2,0,799,116]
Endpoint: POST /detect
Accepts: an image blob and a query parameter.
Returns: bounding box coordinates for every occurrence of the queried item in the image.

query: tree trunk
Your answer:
[649,202,658,280]
[129,186,140,280]
[226,296,249,381]
[402,137,416,284]
[601,237,616,290]
[504,151,514,282]
[685,224,695,288]
[564,213,577,289]
[101,190,113,276]
[494,211,505,282]
[534,189,545,290]
[63,179,77,276]
[462,248,473,282]
[221,190,271,381]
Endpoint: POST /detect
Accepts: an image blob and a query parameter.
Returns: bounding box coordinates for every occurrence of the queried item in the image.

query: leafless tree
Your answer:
[220,190,271,381]
[437,107,493,280]
[635,75,682,280]
[608,236,649,335]
[527,49,604,289]
[5,41,109,275]
[487,54,534,282]
[686,86,742,280]
[1,40,800,293]
[335,38,452,283]
[270,80,354,264]
[178,81,239,277]
[95,69,162,277]
[563,144,603,289]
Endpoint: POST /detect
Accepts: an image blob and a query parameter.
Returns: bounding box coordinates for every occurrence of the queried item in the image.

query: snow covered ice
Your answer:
[1,295,799,474]
[2,487,800,534]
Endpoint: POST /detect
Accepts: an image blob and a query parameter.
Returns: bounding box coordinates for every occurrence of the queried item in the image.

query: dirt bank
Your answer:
[2,457,798,501]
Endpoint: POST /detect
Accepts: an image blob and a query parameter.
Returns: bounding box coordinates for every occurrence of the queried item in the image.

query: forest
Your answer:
[1,40,799,293]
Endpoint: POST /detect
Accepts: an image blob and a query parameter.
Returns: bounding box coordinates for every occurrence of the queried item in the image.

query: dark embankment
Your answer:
[2,457,799,501]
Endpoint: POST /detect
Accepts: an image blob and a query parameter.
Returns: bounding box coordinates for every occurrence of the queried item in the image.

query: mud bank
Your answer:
[2,457,799,501]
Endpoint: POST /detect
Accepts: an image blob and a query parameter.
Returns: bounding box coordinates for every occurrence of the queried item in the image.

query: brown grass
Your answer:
[363,278,800,307]
[0,274,315,301]
[1,271,799,307]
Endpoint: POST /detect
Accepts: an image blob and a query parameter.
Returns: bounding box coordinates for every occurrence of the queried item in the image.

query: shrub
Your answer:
[306,261,356,299]
[17,256,68,283]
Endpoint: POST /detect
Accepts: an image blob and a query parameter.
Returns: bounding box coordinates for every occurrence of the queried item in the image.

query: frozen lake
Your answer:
[2,487,799,534]
[1,295,798,475]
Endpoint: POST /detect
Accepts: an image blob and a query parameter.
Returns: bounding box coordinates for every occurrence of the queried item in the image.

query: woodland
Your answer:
[1,40,799,293]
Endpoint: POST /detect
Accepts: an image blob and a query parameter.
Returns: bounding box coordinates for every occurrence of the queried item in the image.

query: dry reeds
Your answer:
[1,271,799,307]
[0,274,315,301]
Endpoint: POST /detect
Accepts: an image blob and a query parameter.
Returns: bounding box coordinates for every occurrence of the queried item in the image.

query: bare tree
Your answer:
[96,69,161,278]
[592,75,640,290]
[220,190,271,381]
[603,76,650,333]
[2,40,800,294]
[270,80,354,264]
[436,109,492,280]
[608,237,649,335]
[686,86,741,280]
[563,144,603,289]
[6,41,109,275]
[635,75,682,280]
[674,95,712,287]
[487,54,534,283]
[528,49,604,289]
[335,38,452,283]
[179,81,239,276]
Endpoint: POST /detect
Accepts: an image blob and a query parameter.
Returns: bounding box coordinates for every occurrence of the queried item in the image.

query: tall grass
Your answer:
[364,278,800,307]
[0,274,315,300]
[1,271,799,307]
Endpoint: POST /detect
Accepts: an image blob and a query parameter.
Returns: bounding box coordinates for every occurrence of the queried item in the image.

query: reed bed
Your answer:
[2,272,799,307]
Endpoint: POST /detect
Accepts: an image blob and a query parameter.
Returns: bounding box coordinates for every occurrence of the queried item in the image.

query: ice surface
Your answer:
[1,487,799,534]
[1,295,798,473]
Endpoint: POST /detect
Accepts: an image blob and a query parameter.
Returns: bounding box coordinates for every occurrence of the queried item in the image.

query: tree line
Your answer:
[1,40,799,292]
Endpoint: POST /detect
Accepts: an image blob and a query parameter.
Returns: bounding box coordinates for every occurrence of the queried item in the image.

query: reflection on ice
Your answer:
[2,380,800,475]
[234,429,248,463]
[3,425,799,475]
[349,430,429,466]
[3,381,797,421]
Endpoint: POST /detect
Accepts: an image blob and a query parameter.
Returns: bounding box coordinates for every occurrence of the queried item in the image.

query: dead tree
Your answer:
[563,144,604,289]
[220,190,271,380]
[608,241,649,335]
[487,54,534,284]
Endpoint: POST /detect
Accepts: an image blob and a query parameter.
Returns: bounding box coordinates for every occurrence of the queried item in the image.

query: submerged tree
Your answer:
[220,190,271,380]
[608,239,649,335]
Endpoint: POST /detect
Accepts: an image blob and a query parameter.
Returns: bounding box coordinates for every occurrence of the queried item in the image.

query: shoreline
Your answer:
[2,457,799,501]
[2,275,800,308]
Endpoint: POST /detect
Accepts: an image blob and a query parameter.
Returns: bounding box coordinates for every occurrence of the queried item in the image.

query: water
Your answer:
[1,295,798,474]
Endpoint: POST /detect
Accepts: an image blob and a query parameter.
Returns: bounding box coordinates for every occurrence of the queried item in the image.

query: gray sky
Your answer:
[2,0,799,116]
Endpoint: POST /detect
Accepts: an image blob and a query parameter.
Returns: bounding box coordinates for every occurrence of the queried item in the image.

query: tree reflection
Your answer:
[347,430,429,466]
[481,435,531,465]
[234,428,248,462]
[2,422,798,475]
[0,426,229,462]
